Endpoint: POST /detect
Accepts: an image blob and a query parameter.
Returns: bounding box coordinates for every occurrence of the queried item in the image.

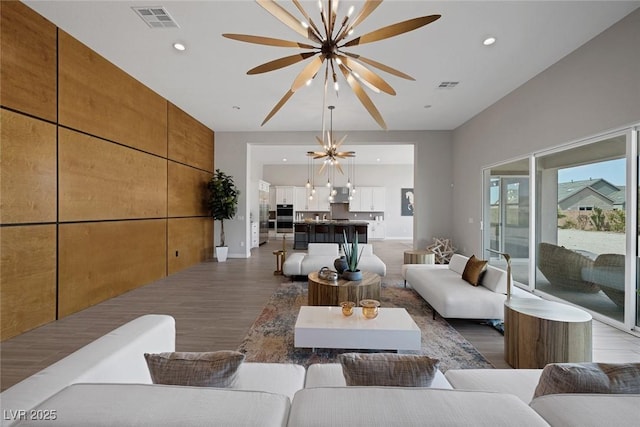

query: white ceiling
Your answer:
[23,0,639,164]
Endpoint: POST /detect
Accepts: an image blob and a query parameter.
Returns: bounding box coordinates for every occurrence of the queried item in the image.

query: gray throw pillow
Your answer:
[339,353,439,387]
[533,362,640,398]
[144,350,244,388]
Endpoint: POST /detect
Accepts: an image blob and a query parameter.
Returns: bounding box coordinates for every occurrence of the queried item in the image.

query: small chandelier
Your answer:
[306,105,355,201]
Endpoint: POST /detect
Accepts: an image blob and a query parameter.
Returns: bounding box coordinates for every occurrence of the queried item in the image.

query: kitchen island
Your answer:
[293,221,368,250]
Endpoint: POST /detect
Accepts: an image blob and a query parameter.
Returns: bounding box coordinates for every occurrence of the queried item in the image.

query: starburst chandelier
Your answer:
[306,105,355,202]
[223,0,441,129]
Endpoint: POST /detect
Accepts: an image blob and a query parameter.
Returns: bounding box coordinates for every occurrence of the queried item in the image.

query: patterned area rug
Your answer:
[237,281,494,372]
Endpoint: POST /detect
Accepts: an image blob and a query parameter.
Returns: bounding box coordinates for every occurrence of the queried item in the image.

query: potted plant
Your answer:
[341,230,363,281]
[207,169,240,262]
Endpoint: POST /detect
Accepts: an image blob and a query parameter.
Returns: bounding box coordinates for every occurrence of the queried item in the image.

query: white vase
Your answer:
[216,246,228,262]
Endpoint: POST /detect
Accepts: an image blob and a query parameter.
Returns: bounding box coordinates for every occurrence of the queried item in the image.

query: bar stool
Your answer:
[355,225,368,243]
[334,224,350,244]
[314,224,330,243]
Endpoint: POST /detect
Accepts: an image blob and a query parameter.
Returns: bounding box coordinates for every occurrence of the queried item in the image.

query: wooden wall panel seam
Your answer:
[0,222,57,228]
[0,106,57,126]
[56,124,169,161]
[167,159,215,174]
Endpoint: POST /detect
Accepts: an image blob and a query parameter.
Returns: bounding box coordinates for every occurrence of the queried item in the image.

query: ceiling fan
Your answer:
[223,0,441,129]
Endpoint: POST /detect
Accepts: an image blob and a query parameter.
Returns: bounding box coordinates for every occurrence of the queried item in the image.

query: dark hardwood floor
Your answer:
[2,238,639,391]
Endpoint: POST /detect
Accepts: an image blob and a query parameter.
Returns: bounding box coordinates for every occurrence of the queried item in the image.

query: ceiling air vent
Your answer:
[132,6,179,28]
[438,81,459,89]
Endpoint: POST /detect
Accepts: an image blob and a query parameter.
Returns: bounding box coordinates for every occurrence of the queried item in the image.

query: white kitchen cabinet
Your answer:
[349,187,385,212]
[276,186,295,205]
[313,187,331,211]
[295,186,330,212]
[371,187,386,212]
[368,221,386,239]
[295,186,310,211]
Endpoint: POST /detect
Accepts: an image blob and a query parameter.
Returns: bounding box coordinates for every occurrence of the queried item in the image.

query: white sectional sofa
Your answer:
[2,315,637,426]
[404,253,538,319]
[0,315,305,427]
[283,243,386,277]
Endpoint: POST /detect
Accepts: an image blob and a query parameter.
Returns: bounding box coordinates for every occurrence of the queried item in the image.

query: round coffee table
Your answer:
[307,271,381,306]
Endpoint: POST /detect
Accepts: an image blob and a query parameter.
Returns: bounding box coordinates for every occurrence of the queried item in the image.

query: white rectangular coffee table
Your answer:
[294,306,421,351]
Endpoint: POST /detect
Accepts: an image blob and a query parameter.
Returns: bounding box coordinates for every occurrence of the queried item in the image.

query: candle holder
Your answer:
[360,299,380,319]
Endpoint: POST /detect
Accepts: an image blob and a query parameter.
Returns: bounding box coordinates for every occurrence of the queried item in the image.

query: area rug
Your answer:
[237,281,494,372]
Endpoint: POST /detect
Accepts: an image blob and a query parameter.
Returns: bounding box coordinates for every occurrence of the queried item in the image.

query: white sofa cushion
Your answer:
[448,254,469,274]
[283,253,305,276]
[304,363,452,389]
[233,363,306,401]
[288,387,550,426]
[481,264,509,293]
[307,243,339,257]
[530,394,640,427]
[445,369,542,403]
[0,314,175,425]
[12,383,290,427]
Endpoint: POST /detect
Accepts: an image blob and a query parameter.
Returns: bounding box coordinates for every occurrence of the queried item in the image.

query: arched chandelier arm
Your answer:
[256,0,322,43]
[338,63,387,130]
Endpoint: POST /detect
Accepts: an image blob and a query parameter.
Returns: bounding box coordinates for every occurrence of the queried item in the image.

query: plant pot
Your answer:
[215,246,228,262]
[342,269,362,281]
[334,256,348,274]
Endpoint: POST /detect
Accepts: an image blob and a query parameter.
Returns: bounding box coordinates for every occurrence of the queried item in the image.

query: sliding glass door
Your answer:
[483,159,530,285]
[483,126,639,332]
[535,133,628,324]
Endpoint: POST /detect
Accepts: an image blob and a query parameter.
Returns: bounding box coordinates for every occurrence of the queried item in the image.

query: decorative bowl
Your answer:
[360,299,380,319]
[318,267,338,282]
[340,301,355,316]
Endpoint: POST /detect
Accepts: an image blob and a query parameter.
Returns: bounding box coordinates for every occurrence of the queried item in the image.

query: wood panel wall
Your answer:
[1,225,57,340]
[59,128,167,221]
[168,218,214,275]
[58,31,167,157]
[58,220,167,317]
[0,1,57,121]
[1,109,57,224]
[168,103,214,172]
[0,2,214,341]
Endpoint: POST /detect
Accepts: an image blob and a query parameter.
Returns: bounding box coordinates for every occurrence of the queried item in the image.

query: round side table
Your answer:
[404,249,435,265]
[504,297,592,368]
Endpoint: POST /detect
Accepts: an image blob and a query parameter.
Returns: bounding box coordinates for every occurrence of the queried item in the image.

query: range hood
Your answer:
[332,187,350,203]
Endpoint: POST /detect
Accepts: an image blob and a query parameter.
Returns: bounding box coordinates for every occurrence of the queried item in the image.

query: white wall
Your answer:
[451,8,640,256]
[216,130,454,256]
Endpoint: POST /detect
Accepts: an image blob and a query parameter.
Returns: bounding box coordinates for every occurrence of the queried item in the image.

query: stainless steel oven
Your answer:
[276,204,293,233]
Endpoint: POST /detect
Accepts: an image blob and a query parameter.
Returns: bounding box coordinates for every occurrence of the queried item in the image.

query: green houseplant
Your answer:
[341,230,363,280]
[207,169,240,262]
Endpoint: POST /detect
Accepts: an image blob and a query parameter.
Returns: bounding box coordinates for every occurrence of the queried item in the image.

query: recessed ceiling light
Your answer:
[376,158,381,162]
[173,42,186,51]
[483,36,496,46]
[282,158,288,162]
